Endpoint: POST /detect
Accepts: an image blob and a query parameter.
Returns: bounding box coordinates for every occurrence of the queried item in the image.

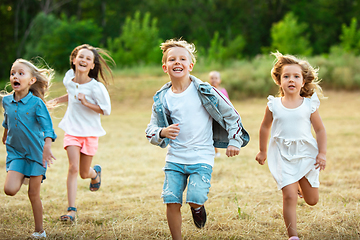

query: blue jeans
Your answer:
[161,162,213,205]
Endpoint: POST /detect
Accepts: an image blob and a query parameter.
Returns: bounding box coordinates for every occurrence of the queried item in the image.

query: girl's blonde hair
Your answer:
[160,38,197,64]
[271,51,324,98]
[10,58,54,103]
[70,44,114,85]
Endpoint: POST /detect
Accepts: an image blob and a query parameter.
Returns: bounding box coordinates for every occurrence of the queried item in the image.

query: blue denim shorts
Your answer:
[161,162,213,205]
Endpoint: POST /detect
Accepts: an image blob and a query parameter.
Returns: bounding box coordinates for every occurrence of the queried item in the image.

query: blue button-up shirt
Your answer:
[2,92,57,164]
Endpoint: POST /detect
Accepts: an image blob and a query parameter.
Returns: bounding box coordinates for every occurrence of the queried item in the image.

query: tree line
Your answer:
[1,0,360,81]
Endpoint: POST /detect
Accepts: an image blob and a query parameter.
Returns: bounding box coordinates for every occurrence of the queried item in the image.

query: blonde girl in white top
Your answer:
[50,44,114,222]
[255,52,327,240]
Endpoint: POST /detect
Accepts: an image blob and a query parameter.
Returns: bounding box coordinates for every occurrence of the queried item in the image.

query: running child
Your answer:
[2,58,57,238]
[255,52,327,240]
[50,44,113,222]
[146,38,249,240]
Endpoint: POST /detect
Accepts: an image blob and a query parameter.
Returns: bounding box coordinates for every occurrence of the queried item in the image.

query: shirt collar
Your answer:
[11,91,34,104]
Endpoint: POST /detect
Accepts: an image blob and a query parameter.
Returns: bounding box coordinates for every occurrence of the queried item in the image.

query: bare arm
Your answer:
[48,94,68,106]
[255,106,273,165]
[77,93,104,115]
[311,109,327,171]
[2,128,7,145]
[42,137,56,167]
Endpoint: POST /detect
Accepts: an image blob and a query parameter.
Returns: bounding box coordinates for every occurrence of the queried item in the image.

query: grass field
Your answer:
[0,72,359,239]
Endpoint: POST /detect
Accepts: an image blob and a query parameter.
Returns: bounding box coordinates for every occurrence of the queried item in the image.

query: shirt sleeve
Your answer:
[63,69,75,88]
[36,100,57,141]
[310,92,320,113]
[93,82,111,116]
[267,95,275,112]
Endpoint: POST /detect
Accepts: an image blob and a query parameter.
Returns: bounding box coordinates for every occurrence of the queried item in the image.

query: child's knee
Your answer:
[68,164,79,175]
[4,186,18,196]
[283,192,298,203]
[305,196,318,206]
[28,188,40,200]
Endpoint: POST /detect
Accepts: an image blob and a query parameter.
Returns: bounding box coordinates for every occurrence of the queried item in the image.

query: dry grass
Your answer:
[0,72,359,239]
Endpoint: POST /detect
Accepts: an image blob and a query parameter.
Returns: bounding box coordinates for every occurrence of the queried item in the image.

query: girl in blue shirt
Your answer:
[2,58,57,239]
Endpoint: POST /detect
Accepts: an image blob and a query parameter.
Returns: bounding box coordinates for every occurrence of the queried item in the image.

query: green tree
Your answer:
[25,13,102,71]
[107,11,162,66]
[267,12,312,56]
[207,32,246,63]
[339,17,360,55]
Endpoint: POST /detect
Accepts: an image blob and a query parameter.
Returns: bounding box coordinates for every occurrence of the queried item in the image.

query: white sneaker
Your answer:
[215,152,221,158]
[31,230,46,238]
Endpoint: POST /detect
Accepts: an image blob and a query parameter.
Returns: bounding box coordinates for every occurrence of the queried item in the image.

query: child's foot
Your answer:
[191,205,207,228]
[289,236,299,240]
[31,230,46,238]
[60,207,77,222]
[90,165,101,191]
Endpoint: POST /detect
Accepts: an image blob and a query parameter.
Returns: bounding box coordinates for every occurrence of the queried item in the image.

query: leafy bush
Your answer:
[263,12,312,56]
[336,17,360,55]
[107,11,163,66]
[206,32,246,64]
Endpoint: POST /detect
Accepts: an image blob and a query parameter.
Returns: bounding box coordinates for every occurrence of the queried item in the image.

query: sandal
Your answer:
[90,165,101,191]
[60,207,77,222]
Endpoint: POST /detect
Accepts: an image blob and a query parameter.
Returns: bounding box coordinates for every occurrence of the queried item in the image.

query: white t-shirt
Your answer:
[58,69,111,137]
[163,81,215,166]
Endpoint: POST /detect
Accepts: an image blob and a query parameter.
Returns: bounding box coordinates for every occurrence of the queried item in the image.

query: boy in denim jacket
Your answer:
[145,38,249,240]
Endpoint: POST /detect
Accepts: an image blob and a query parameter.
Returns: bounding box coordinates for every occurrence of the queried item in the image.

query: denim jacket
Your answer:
[145,75,249,149]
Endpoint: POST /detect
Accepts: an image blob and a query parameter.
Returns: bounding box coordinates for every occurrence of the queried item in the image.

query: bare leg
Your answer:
[282,183,298,238]
[167,203,182,240]
[65,146,81,218]
[78,153,100,191]
[79,153,97,180]
[28,175,44,233]
[4,170,24,196]
[298,177,319,206]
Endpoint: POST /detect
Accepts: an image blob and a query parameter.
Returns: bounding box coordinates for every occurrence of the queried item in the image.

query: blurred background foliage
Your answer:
[1,0,360,98]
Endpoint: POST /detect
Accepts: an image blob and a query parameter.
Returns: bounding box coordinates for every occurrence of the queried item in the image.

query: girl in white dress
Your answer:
[255,52,327,240]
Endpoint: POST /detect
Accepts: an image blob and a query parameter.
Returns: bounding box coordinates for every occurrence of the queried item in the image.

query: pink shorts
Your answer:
[63,134,99,156]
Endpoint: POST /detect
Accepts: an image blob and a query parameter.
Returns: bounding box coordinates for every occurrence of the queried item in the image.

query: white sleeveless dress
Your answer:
[267,93,320,190]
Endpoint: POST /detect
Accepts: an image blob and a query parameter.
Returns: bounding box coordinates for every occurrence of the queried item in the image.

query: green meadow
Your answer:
[0,68,359,239]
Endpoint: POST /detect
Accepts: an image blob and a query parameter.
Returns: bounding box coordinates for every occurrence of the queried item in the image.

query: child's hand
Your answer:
[77,93,88,105]
[315,152,326,171]
[226,145,240,157]
[42,138,56,168]
[255,151,267,165]
[2,129,7,145]
[160,123,180,140]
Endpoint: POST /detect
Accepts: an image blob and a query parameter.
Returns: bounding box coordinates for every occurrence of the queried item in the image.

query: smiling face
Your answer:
[280,64,304,96]
[162,47,194,80]
[10,62,36,98]
[72,48,95,74]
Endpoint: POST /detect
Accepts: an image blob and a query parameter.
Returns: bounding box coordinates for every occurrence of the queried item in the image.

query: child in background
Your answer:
[50,44,113,222]
[2,59,57,238]
[209,71,229,99]
[146,39,249,240]
[209,70,229,157]
[255,52,327,240]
